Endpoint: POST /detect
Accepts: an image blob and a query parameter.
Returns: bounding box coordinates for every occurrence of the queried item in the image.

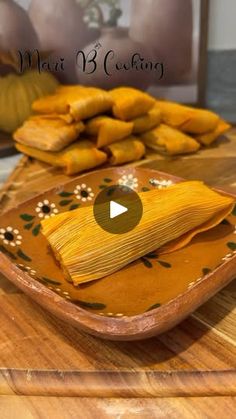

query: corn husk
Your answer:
[15,140,107,175]
[85,116,133,148]
[105,136,145,165]
[32,86,113,121]
[13,116,84,152]
[111,87,155,121]
[132,104,161,134]
[41,181,234,285]
[156,100,219,134]
[141,124,200,155]
[195,119,231,146]
[31,114,74,124]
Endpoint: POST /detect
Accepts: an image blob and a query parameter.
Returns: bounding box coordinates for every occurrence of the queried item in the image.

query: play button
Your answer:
[93,185,143,234]
[110,201,128,219]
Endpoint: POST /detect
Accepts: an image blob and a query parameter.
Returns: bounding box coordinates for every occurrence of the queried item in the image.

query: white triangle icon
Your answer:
[110,201,128,219]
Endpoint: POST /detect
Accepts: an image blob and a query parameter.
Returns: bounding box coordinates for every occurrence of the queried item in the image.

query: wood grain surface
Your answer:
[0,130,236,417]
[1,396,236,419]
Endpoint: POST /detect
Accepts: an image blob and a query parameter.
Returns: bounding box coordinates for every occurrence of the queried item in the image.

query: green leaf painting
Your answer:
[72,300,106,310]
[17,249,32,262]
[32,224,41,237]
[59,191,74,197]
[227,242,236,251]
[20,214,35,222]
[146,303,161,312]
[59,199,73,207]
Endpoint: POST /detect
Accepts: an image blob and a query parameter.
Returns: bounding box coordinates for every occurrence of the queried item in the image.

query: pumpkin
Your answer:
[0,71,59,134]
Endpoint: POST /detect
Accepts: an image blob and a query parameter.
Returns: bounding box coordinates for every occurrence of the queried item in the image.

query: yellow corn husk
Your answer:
[41,181,234,285]
[105,136,145,165]
[111,87,155,121]
[85,116,133,148]
[31,114,74,124]
[132,104,161,134]
[195,119,231,146]
[15,140,107,175]
[13,116,85,152]
[156,100,219,134]
[141,124,200,155]
[32,86,113,121]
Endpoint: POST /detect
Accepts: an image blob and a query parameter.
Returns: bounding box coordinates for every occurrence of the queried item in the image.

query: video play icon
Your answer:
[93,185,143,234]
[110,201,128,219]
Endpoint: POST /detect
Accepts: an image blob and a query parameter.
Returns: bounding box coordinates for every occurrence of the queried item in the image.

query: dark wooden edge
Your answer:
[0,167,235,341]
[0,369,236,397]
[197,0,209,106]
[0,132,18,158]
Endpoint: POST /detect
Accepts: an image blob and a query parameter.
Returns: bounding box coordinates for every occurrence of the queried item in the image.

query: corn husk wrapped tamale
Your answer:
[132,104,161,134]
[32,87,113,121]
[41,181,234,285]
[13,116,85,152]
[156,100,219,134]
[15,140,107,175]
[31,114,74,124]
[111,87,155,121]
[105,136,145,165]
[85,116,133,148]
[141,124,200,155]
[195,119,231,146]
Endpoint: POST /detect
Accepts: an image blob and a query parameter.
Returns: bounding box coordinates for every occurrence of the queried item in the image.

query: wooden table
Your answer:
[0,131,236,418]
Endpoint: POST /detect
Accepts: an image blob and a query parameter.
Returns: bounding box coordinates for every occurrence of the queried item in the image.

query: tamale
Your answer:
[156,100,219,134]
[85,116,133,148]
[13,116,85,152]
[195,119,231,146]
[31,114,74,124]
[70,88,113,121]
[32,86,113,120]
[105,136,145,165]
[15,140,107,175]
[32,93,72,115]
[41,181,234,285]
[132,104,161,134]
[111,87,155,121]
[141,124,200,155]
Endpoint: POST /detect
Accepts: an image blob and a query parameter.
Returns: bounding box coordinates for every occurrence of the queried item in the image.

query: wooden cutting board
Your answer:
[0,130,236,417]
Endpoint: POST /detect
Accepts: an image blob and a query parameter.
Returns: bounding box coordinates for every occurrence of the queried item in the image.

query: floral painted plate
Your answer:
[0,167,236,341]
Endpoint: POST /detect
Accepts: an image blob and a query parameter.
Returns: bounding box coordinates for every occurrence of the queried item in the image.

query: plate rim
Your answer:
[0,167,236,341]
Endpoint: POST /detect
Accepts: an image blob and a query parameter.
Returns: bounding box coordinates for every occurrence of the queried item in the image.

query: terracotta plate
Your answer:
[0,167,236,341]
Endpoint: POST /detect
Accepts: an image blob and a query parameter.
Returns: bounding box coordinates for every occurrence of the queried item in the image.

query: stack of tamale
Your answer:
[13,85,231,175]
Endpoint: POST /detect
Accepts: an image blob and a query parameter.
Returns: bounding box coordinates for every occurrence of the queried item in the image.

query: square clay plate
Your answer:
[0,168,236,340]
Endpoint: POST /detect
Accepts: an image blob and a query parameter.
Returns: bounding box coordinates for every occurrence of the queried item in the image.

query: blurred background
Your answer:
[4,0,203,103]
[10,0,236,116]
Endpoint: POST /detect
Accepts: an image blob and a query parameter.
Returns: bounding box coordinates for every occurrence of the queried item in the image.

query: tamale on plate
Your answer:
[41,181,234,285]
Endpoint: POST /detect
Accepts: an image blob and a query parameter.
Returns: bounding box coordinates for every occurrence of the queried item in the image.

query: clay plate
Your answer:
[0,167,236,341]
